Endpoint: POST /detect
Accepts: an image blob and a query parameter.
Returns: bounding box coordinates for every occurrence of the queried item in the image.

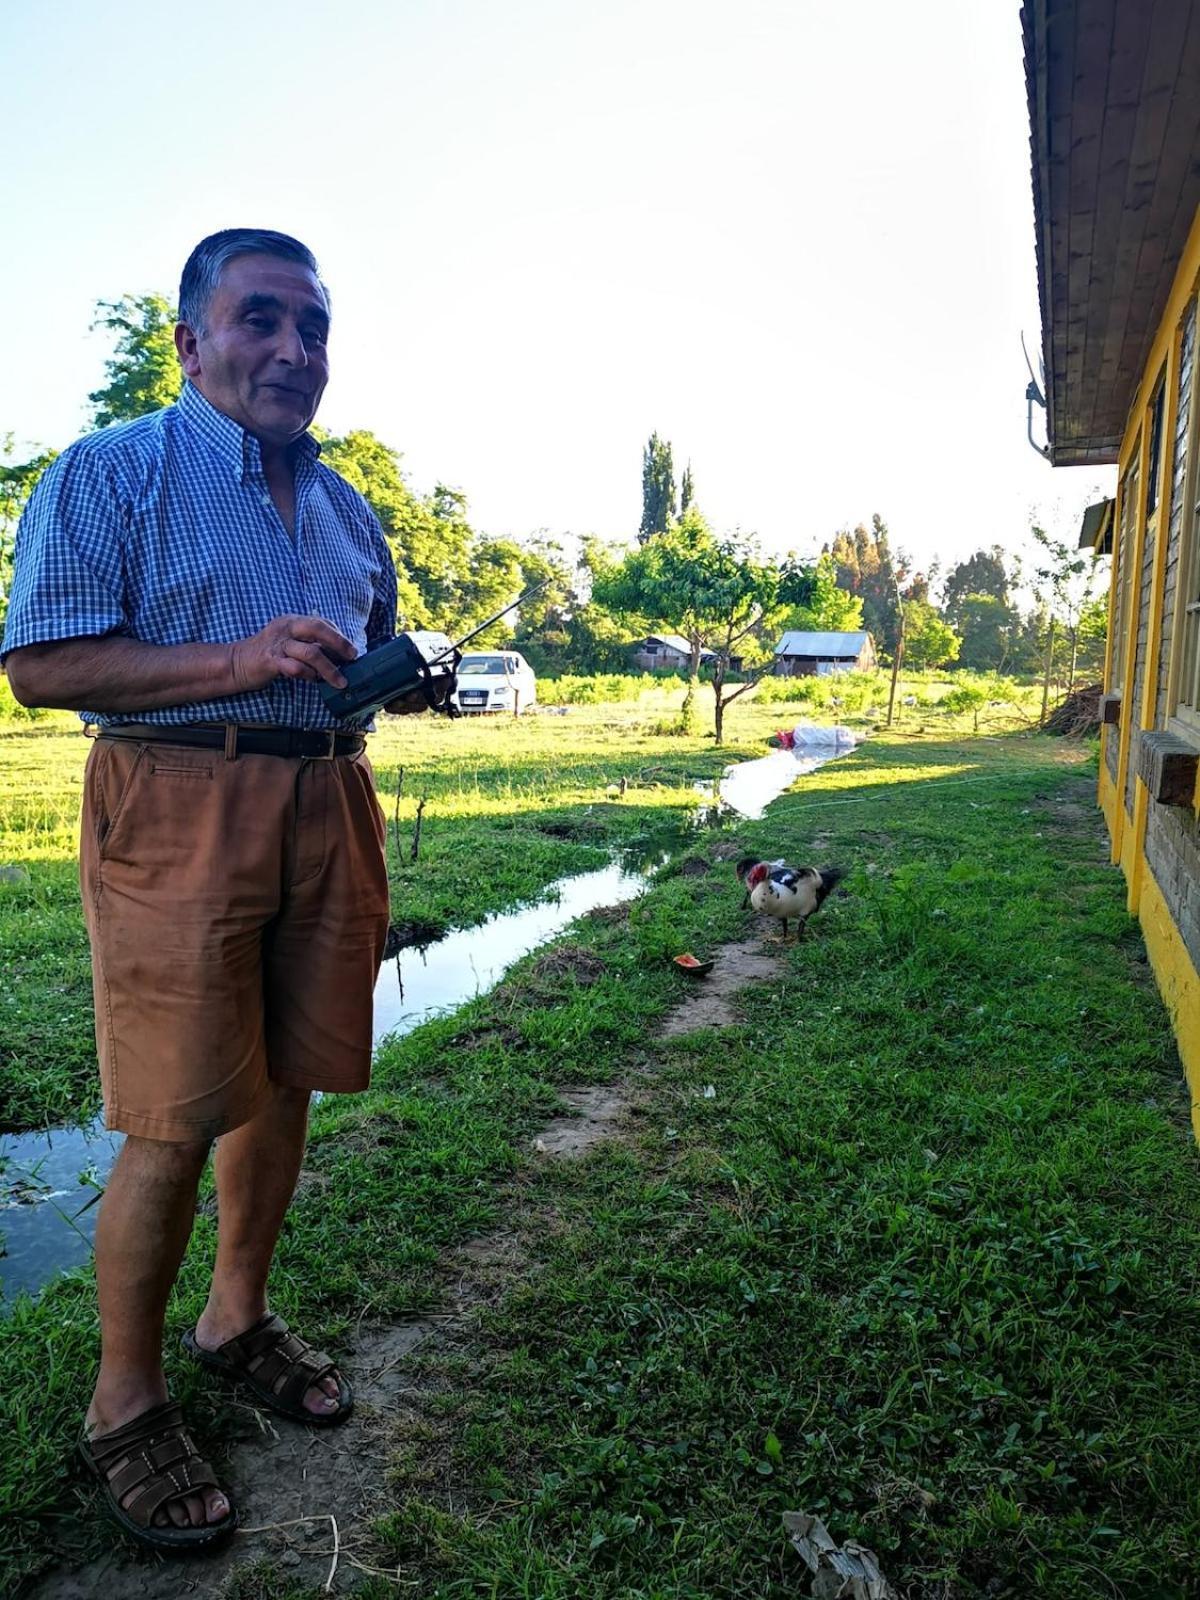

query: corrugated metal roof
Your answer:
[775,632,871,656]
[643,633,715,659]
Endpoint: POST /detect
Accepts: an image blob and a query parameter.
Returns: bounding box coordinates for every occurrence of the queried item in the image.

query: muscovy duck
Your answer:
[735,857,848,940]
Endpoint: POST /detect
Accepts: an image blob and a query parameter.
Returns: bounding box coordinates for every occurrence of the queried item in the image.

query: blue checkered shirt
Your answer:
[1,383,398,729]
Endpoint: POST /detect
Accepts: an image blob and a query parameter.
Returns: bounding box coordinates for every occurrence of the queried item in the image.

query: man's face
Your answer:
[175,253,330,447]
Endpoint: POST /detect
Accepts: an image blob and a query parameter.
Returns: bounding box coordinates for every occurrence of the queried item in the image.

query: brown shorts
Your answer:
[80,737,390,1142]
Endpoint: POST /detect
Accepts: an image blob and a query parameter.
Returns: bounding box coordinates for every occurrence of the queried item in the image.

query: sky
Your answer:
[0,0,1111,588]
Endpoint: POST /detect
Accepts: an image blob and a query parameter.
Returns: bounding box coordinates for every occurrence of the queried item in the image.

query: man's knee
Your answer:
[119,1133,211,1185]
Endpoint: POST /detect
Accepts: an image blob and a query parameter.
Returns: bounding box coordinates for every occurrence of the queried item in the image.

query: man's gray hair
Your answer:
[179,229,329,332]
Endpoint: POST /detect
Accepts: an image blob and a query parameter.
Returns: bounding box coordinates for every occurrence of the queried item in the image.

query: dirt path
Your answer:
[28,930,783,1598]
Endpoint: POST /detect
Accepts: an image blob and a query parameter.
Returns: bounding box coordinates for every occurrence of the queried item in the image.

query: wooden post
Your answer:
[886,607,906,727]
[1040,613,1057,724]
[410,797,427,862]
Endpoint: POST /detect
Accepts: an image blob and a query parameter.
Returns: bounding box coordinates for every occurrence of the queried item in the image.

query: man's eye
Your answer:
[302,326,327,346]
[246,315,273,331]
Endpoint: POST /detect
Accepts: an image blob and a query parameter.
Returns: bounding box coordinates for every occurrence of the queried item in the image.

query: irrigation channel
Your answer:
[0,729,861,1302]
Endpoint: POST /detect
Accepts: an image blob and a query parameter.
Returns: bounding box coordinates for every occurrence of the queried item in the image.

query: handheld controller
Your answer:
[318,631,459,721]
[316,579,549,722]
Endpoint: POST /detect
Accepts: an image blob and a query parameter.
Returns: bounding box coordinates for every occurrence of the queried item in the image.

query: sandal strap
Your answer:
[219,1313,338,1411]
[84,1400,224,1530]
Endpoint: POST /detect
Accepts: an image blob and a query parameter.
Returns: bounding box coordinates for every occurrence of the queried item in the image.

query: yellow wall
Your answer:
[1101,201,1200,1127]
[1140,870,1200,1138]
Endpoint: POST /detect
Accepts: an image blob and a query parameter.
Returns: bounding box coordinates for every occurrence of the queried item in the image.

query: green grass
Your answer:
[1,692,1198,1598]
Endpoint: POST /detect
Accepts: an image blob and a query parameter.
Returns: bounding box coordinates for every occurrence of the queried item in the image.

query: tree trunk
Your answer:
[711,656,726,743]
[1067,626,1079,696]
[886,626,905,726]
[680,636,703,731]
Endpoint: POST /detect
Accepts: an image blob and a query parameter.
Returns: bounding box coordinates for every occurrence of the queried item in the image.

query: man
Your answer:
[3,229,430,1550]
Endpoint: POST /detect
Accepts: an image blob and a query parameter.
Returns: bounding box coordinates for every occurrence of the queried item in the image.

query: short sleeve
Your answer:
[365,510,398,651]
[1,443,129,660]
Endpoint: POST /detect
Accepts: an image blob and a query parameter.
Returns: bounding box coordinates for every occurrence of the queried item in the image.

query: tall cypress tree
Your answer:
[638,432,676,544]
[680,461,695,515]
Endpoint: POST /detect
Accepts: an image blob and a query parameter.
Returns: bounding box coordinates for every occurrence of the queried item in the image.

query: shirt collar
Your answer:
[176,381,322,483]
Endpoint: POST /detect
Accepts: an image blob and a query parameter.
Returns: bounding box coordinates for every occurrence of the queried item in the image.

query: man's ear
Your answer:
[175,321,202,380]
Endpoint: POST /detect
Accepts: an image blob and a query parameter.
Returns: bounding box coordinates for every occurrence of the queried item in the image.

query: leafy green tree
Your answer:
[942,547,1010,622]
[783,552,863,634]
[0,437,58,627]
[511,536,578,666]
[88,294,182,427]
[901,600,961,670]
[1030,525,1106,697]
[942,679,991,732]
[827,513,916,651]
[319,430,525,639]
[595,508,808,740]
[680,461,695,515]
[638,432,676,544]
[956,593,1022,672]
[1075,593,1109,680]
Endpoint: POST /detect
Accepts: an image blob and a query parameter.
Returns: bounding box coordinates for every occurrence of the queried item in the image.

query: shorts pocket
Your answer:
[148,761,215,779]
[94,742,148,856]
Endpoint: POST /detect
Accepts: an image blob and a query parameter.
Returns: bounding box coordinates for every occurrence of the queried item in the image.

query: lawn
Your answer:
[1,689,1198,1599]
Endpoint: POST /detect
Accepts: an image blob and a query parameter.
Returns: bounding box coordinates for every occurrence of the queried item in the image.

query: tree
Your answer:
[942,547,1010,621]
[0,437,58,627]
[827,513,911,652]
[783,551,864,634]
[88,294,182,427]
[638,432,676,544]
[594,508,810,740]
[512,537,576,640]
[318,430,524,638]
[1030,524,1106,699]
[1075,592,1109,680]
[901,600,961,670]
[956,593,1022,672]
[680,461,695,515]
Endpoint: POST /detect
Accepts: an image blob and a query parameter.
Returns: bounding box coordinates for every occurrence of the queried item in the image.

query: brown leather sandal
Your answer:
[77,1399,238,1551]
[181,1313,353,1426]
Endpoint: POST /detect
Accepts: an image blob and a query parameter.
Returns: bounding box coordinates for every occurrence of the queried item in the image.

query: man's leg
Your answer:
[87,1135,232,1530]
[193,1083,341,1416]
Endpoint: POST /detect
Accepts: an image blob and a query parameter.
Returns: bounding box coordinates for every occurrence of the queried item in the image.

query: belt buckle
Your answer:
[314,729,339,760]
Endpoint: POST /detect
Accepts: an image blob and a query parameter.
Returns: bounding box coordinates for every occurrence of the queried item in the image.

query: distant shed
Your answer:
[632,634,716,672]
[774,631,876,677]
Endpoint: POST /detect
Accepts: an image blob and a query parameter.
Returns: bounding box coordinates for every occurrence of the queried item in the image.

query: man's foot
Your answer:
[81,1399,235,1548]
[184,1312,352,1425]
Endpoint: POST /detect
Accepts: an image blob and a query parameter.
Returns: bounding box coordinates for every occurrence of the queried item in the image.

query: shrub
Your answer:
[538,672,665,705]
[0,674,48,723]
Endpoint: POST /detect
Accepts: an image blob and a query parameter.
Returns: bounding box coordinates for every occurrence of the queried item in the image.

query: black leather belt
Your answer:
[95,724,366,760]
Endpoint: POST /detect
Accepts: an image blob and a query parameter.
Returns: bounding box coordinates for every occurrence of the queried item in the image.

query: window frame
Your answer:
[1110,448,1140,693]
[1167,293,1200,743]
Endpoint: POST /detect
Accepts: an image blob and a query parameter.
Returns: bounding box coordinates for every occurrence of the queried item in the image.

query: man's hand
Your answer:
[382,674,455,716]
[230,616,357,692]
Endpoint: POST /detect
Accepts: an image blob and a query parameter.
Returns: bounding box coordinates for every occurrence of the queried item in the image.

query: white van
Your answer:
[452,651,538,715]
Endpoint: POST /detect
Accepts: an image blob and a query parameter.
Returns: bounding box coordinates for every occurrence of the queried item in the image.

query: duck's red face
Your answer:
[747,863,770,888]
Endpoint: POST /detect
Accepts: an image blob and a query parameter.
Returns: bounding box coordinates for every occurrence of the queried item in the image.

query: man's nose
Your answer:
[274,322,309,368]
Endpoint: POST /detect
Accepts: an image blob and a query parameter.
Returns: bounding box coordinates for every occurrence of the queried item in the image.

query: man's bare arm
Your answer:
[5,616,357,713]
